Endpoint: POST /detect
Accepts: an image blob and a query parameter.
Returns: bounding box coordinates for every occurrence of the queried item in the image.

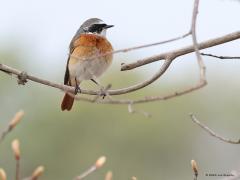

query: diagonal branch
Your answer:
[121,31,240,71]
[190,114,240,144]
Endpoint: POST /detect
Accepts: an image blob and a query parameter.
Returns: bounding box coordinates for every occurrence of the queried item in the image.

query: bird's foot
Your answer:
[75,85,81,94]
[99,84,112,99]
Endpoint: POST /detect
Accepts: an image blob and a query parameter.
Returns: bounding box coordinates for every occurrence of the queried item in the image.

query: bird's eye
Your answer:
[88,24,106,33]
[97,28,103,33]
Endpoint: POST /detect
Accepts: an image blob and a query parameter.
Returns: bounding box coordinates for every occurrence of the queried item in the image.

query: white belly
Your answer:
[69,57,111,82]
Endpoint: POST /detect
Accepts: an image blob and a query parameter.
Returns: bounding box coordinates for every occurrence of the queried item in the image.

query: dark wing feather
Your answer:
[64,35,78,85]
[64,25,84,85]
[64,57,70,85]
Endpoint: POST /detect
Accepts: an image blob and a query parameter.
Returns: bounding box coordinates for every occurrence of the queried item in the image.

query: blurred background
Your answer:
[0,0,240,179]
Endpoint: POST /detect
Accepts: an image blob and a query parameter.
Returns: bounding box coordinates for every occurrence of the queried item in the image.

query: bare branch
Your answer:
[190,0,206,84]
[0,63,76,93]
[0,58,172,96]
[121,31,240,71]
[73,0,207,105]
[74,81,206,104]
[0,31,239,100]
[201,53,240,59]
[190,114,240,144]
[0,0,239,108]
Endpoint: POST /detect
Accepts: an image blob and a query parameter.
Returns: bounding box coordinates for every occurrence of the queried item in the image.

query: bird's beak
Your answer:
[104,24,114,29]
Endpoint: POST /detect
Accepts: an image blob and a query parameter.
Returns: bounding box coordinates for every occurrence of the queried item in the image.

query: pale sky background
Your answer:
[0,0,239,79]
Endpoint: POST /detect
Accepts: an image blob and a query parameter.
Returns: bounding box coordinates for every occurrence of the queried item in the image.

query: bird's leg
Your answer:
[74,85,81,94]
[74,77,81,94]
[91,79,99,85]
[101,91,106,99]
[91,78,108,99]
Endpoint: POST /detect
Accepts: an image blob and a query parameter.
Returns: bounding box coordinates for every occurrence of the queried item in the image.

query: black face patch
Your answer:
[87,23,107,33]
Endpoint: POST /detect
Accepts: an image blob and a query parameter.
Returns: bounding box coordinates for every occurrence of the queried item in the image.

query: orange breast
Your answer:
[69,34,113,65]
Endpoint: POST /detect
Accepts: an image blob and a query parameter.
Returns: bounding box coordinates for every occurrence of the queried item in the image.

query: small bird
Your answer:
[61,18,114,111]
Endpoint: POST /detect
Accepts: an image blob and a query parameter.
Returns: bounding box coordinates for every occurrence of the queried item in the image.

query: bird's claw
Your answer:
[75,85,81,94]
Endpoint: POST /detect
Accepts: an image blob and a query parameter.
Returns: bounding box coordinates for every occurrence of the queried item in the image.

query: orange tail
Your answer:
[61,93,74,111]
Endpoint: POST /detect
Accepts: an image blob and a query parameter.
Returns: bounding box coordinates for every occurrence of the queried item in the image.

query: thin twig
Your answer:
[16,159,20,180]
[74,156,106,180]
[201,53,240,59]
[12,139,21,180]
[74,166,96,180]
[190,114,240,144]
[74,80,206,104]
[0,110,24,144]
[128,103,151,118]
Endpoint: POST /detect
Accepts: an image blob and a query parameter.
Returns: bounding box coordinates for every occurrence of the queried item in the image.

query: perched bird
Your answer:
[61,18,114,111]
